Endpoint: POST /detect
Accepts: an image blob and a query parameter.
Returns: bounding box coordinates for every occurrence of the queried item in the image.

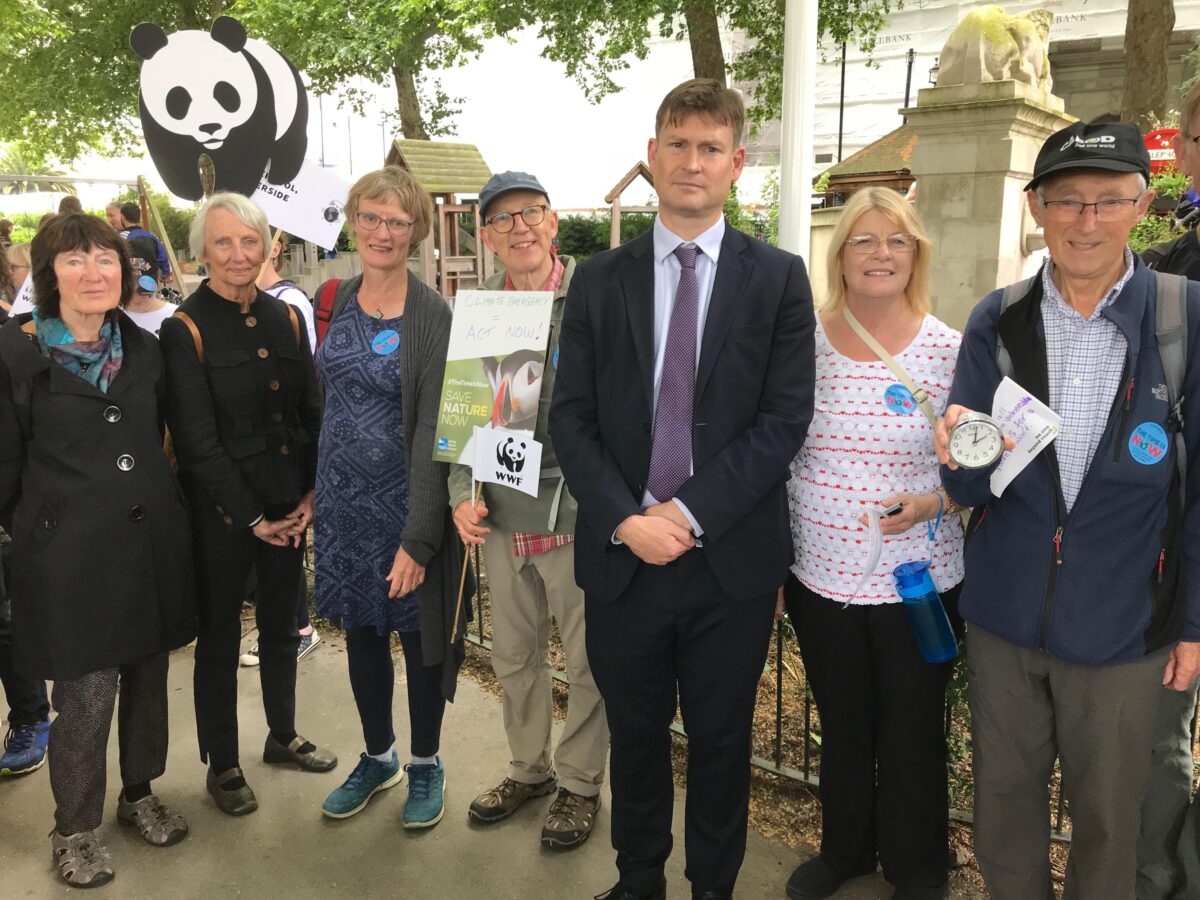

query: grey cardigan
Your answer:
[324,273,470,701]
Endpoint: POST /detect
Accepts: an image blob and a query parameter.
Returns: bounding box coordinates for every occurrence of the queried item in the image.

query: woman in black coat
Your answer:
[0,214,196,889]
[160,192,333,819]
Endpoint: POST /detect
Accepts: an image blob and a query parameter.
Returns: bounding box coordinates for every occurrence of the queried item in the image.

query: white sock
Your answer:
[369,747,395,764]
[409,754,438,767]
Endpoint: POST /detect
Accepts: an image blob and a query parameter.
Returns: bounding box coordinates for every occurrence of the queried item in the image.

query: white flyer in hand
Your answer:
[989,377,1061,497]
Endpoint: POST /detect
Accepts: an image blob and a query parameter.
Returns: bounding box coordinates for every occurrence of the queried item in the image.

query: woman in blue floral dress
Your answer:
[313,167,464,827]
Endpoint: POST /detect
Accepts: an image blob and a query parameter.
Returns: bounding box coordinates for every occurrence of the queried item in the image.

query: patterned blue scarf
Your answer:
[32,307,124,394]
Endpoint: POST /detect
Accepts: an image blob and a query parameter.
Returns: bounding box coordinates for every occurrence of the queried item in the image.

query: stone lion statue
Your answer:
[936,6,1053,92]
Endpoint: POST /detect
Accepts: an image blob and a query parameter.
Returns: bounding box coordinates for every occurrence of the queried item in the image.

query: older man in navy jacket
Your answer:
[934,121,1200,900]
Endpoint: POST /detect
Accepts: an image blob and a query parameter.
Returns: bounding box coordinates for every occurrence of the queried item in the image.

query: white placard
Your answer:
[471,426,543,498]
[447,291,553,360]
[10,274,32,315]
[990,377,1061,497]
[249,159,350,248]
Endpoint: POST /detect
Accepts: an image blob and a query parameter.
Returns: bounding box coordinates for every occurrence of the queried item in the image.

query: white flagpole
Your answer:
[777,0,819,262]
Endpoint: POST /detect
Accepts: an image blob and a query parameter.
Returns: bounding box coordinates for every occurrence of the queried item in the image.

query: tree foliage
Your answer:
[534,0,897,125]
[0,144,77,195]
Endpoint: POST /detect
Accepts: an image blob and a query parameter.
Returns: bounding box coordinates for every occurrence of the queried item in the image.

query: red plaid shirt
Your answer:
[509,255,573,557]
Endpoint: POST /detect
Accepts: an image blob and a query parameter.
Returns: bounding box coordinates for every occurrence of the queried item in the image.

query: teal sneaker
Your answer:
[321,751,403,819]
[403,757,445,829]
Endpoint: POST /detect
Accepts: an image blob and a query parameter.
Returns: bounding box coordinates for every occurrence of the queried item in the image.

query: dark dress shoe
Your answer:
[786,857,873,899]
[694,891,733,899]
[594,878,667,900]
[206,766,258,816]
[263,734,338,772]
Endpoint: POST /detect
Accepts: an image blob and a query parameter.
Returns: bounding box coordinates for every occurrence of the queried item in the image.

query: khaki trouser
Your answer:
[968,626,1167,900]
[1137,684,1199,900]
[482,528,608,796]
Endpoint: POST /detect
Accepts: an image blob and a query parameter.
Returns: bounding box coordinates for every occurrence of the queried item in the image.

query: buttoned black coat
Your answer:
[159,281,321,525]
[0,312,197,680]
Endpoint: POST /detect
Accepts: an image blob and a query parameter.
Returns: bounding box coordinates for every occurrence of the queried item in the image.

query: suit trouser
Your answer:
[586,550,774,895]
[50,652,169,833]
[1138,684,1199,900]
[968,625,1166,900]
[192,500,301,767]
[785,577,963,889]
[483,528,608,796]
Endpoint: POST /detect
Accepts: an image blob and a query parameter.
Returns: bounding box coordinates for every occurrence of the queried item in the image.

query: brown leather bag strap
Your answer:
[285,303,301,350]
[173,310,204,365]
[19,320,36,336]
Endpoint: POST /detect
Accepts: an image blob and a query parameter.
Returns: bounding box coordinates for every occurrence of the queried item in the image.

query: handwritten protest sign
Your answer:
[433,290,554,464]
[990,376,1061,497]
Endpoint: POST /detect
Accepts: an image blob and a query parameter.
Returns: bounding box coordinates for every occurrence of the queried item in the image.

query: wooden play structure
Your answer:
[386,139,493,297]
[605,161,656,248]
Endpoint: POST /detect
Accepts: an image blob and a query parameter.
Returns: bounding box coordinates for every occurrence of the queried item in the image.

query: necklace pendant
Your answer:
[372,309,383,320]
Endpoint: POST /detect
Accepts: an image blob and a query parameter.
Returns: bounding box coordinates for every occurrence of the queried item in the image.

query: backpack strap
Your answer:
[285,303,301,350]
[315,279,341,347]
[995,275,1037,379]
[1154,270,1188,496]
[173,310,204,365]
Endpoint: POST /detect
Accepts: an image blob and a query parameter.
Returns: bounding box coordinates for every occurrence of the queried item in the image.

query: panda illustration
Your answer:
[496,438,527,474]
[130,16,308,201]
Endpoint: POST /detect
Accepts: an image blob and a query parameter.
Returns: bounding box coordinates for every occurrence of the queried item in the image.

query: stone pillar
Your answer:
[905,80,1074,330]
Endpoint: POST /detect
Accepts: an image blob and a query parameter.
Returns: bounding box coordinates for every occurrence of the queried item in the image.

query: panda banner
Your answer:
[472,427,544,499]
[433,289,555,464]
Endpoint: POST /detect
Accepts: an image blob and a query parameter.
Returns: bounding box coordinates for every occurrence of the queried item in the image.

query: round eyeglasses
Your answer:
[485,204,549,234]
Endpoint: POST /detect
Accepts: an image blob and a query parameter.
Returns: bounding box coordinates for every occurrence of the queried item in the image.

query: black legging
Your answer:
[345,627,444,758]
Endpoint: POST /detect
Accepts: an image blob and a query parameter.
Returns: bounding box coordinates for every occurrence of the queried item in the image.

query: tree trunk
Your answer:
[1121,0,1175,130]
[393,65,430,141]
[683,2,727,84]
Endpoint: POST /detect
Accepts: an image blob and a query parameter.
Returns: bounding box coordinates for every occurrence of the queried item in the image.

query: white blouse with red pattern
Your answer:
[788,313,965,604]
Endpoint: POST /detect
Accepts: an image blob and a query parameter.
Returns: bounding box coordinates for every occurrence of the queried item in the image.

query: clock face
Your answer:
[948,418,1005,469]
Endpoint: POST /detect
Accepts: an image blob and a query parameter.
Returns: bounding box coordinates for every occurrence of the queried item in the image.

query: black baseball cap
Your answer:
[478,171,550,219]
[1024,121,1151,191]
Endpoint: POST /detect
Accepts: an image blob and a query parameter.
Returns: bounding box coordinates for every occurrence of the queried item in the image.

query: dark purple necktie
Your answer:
[646,244,700,501]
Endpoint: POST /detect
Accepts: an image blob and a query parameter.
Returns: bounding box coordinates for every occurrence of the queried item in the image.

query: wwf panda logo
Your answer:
[130,16,308,201]
[323,200,344,223]
[496,437,527,474]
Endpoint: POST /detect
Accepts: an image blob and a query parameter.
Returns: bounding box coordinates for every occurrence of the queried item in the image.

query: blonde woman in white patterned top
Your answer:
[782,187,964,900]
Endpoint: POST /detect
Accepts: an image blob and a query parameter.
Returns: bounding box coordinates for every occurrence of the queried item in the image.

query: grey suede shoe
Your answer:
[117,793,189,846]
[50,830,115,888]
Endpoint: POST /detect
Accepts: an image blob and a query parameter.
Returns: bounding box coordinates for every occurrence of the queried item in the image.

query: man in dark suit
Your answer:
[549,79,815,900]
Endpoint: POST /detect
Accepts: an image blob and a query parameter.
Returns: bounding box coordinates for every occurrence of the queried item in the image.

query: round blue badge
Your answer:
[552,348,559,370]
[883,383,917,415]
[371,329,400,356]
[1129,421,1169,465]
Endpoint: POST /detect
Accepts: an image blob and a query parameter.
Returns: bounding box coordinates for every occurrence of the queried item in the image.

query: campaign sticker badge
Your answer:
[1129,421,1169,465]
[883,384,917,415]
[372,329,400,356]
[552,348,559,370]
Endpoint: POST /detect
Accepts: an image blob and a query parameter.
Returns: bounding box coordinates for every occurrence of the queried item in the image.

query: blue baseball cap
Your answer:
[478,171,550,218]
[137,275,158,293]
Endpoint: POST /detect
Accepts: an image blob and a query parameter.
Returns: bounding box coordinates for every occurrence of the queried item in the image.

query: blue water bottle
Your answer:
[893,560,958,663]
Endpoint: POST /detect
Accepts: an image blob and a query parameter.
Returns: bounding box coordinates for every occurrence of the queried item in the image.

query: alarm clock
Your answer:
[948,411,1006,469]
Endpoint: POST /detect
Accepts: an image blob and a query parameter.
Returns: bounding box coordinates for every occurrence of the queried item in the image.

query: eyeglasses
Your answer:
[844,234,918,254]
[485,204,549,234]
[356,211,415,235]
[1039,196,1143,222]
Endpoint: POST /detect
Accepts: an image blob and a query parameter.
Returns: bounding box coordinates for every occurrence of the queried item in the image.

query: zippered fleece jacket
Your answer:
[942,257,1200,665]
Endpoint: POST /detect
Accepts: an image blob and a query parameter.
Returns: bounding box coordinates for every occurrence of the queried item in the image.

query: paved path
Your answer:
[0,631,895,899]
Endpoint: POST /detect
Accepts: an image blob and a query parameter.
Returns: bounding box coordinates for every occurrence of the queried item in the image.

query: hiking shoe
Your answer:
[239,643,260,667]
[117,793,188,846]
[541,787,600,849]
[322,751,404,819]
[468,775,557,824]
[297,629,321,661]
[1,718,50,775]
[51,830,114,888]
[403,757,445,829]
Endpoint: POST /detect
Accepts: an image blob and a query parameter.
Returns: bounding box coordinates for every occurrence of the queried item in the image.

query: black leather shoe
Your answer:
[594,879,667,900]
[694,891,733,899]
[786,857,872,899]
[206,766,258,816]
[263,733,338,772]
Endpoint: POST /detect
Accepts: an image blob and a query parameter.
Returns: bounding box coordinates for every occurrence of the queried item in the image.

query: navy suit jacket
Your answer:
[548,224,816,602]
